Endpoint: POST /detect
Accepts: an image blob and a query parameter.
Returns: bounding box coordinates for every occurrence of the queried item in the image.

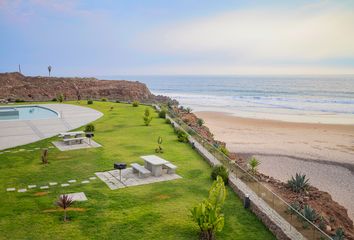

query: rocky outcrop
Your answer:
[0,72,171,103]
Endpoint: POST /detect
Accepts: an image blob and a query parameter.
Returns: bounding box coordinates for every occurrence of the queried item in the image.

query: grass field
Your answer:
[0,101,275,239]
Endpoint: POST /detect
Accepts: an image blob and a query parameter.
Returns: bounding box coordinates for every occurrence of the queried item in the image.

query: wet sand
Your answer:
[195,111,354,220]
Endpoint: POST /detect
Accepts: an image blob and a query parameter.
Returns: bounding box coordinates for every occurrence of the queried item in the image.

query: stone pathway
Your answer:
[95,168,182,190]
[5,176,98,193]
[0,145,55,155]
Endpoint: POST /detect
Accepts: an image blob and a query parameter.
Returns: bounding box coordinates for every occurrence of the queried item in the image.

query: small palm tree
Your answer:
[48,65,52,77]
[248,157,260,174]
[56,194,74,221]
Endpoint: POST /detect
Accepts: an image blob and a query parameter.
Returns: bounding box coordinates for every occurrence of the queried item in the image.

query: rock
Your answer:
[326,225,331,232]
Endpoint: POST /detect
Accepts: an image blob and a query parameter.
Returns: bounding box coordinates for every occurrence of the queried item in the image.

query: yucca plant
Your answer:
[303,205,318,222]
[56,194,74,222]
[287,173,310,193]
[287,201,301,215]
[191,176,226,240]
[248,157,260,175]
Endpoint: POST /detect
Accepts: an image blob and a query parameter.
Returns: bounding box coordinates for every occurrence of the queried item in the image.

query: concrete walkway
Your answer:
[0,104,103,150]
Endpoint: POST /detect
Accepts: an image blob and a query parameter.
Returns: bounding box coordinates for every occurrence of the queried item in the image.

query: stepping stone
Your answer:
[27,150,34,152]
[6,188,16,192]
[61,183,70,187]
[40,186,49,189]
[68,180,76,183]
[89,177,97,180]
[49,182,58,186]
[61,192,88,202]
[18,189,27,193]
[0,152,3,154]
[48,146,54,149]
[19,149,25,152]
[81,180,90,184]
[5,150,11,152]
[28,185,37,189]
[34,148,40,150]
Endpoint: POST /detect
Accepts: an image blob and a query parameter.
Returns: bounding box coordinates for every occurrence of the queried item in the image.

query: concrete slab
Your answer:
[6,188,16,192]
[61,183,70,187]
[61,192,87,201]
[68,180,76,183]
[18,189,27,193]
[81,180,90,184]
[0,104,103,150]
[49,182,58,186]
[95,168,182,190]
[40,186,49,189]
[52,139,101,151]
[28,185,37,189]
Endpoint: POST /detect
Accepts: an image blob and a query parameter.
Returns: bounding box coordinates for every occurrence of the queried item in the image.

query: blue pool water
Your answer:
[0,106,58,120]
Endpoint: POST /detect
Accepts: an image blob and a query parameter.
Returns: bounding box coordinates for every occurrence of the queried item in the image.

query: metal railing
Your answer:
[166,108,332,240]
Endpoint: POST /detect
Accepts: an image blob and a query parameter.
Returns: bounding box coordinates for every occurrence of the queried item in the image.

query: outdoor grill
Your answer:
[114,163,127,181]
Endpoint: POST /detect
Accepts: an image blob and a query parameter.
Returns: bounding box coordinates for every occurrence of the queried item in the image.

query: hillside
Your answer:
[0,72,169,103]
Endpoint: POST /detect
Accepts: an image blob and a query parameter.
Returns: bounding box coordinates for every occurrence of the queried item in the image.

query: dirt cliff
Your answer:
[0,72,170,103]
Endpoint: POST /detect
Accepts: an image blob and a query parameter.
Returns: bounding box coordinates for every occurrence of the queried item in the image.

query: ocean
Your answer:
[103,75,354,124]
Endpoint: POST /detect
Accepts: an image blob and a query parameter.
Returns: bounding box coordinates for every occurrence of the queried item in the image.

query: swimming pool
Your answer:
[0,106,59,120]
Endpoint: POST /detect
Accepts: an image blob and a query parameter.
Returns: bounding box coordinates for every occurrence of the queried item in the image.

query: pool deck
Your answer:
[0,104,103,150]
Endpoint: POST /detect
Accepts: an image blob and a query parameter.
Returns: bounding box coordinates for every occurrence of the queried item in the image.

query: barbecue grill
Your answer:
[114,163,127,181]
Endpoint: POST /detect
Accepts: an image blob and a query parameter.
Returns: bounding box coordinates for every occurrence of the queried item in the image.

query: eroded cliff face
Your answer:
[0,72,169,103]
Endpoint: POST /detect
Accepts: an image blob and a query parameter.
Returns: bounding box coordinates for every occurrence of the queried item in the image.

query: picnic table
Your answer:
[59,131,86,145]
[140,155,169,177]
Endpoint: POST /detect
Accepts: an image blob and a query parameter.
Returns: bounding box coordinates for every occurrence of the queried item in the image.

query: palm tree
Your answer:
[56,194,74,221]
[48,65,52,77]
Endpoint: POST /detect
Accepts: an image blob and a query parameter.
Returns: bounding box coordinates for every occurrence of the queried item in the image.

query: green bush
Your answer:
[132,101,140,107]
[165,118,171,124]
[115,100,120,103]
[219,145,229,156]
[15,99,25,103]
[87,100,93,105]
[211,165,229,184]
[57,94,64,103]
[143,108,152,126]
[52,98,57,102]
[287,173,310,193]
[197,118,204,127]
[158,108,167,118]
[101,98,107,102]
[176,129,188,143]
[333,228,345,240]
[302,205,318,223]
[85,124,95,133]
[248,157,260,174]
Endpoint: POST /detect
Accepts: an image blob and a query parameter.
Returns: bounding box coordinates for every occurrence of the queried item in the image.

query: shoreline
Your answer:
[195,111,354,220]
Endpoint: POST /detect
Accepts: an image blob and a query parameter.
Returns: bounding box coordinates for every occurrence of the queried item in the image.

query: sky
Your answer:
[1,0,354,76]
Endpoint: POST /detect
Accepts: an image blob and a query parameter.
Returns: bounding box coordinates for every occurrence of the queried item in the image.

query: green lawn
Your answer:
[0,101,275,240]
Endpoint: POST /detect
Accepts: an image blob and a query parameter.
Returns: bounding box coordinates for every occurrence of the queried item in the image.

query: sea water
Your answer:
[104,75,354,124]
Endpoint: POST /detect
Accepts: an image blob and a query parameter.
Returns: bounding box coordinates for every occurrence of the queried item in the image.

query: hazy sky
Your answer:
[1,0,354,76]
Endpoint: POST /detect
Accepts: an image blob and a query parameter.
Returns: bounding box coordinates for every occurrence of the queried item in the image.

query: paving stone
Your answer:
[6,188,16,192]
[49,182,58,186]
[68,180,76,183]
[40,186,49,189]
[28,185,37,189]
[34,148,40,150]
[19,149,25,151]
[81,180,90,184]
[89,177,97,180]
[18,189,27,193]
[61,183,70,187]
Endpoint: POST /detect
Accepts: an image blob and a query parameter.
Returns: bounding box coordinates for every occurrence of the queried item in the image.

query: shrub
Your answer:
[287,201,301,215]
[132,101,140,107]
[302,205,318,223]
[176,129,188,143]
[57,94,64,103]
[248,157,260,174]
[197,118,204,127]
[155,136,163,153]
[15,99,25,103]
[287,173,310,193]
[85,124,95,133]
[115,100,120,103]
[186,107,192,113]
[211,165,229,184]
[191,176,226,240]
[87,99,93,105]
[219,145,229,156]
[56,194,74,222]
[52,98,57,102]
[333,228,345,240]
[101,98,107,102]
[158,107,167,118]
[143,108,152,126]
[165,118,171,124]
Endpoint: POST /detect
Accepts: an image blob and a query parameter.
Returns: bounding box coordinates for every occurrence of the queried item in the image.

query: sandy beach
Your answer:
[195,111,354,220]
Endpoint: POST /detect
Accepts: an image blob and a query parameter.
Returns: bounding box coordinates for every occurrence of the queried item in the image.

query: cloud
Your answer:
[141,7,354,62]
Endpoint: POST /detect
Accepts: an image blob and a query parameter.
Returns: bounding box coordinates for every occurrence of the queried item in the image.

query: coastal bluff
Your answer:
[0,72,169,103]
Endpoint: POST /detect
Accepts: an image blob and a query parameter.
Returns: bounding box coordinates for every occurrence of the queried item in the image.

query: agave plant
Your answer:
[56,194,74,222]
[333,228,345,240]
[287,173,310,193]
[302,205,318,223]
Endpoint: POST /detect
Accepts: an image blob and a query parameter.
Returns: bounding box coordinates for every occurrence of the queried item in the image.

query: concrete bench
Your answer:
[63,137,86,145]
[163,163,177,174]
[131,163,151,178]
